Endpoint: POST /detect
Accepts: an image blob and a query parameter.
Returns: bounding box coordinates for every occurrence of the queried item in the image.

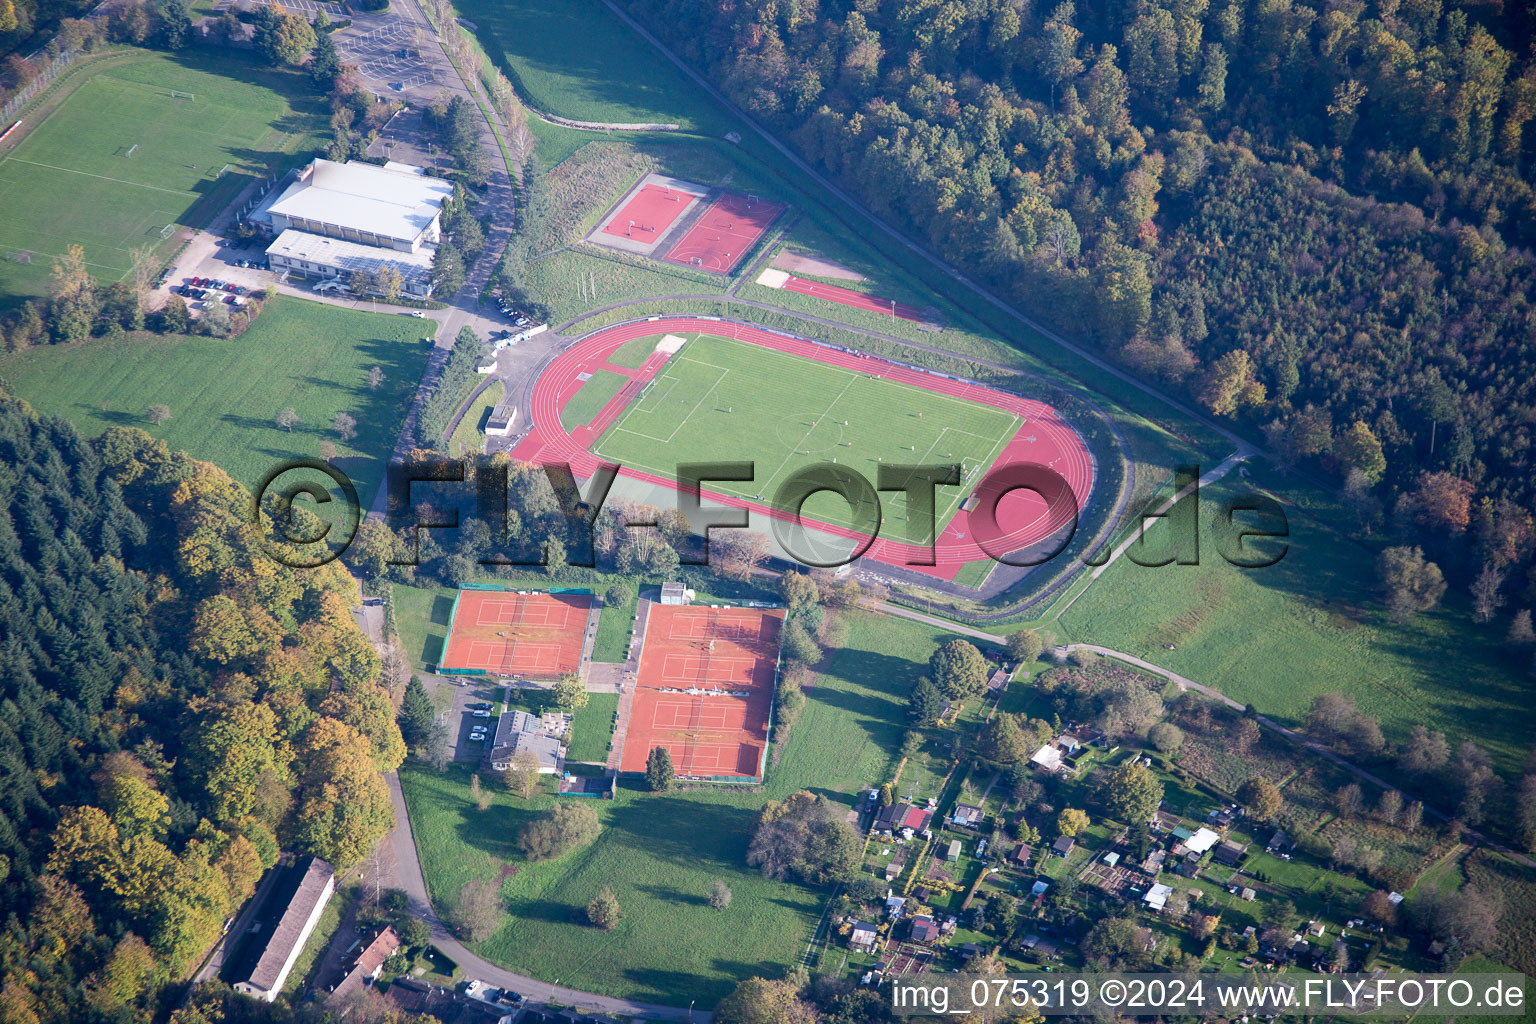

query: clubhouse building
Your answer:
[250,158,452,298]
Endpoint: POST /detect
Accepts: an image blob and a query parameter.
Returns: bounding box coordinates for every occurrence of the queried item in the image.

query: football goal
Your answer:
[124,143,138,157]
[170,89,194,100]
[159,224,176,239]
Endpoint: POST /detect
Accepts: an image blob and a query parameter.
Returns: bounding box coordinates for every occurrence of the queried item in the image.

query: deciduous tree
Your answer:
[586,885,622,929]
[930,639,988,699]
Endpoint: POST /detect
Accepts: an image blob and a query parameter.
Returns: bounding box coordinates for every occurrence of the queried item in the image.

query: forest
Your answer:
[0,391,402,1023]
[622,0,1536,613]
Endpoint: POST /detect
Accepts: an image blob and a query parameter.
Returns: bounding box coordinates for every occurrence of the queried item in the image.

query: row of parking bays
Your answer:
[448,692,497,762]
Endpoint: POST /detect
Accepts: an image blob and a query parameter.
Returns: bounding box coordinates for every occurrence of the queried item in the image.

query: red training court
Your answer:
[601,183,700,244]
[664,191,785,273]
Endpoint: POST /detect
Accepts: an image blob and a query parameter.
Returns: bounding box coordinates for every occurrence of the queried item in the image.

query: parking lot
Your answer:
[344,21,436,90]
[441,680,501,763]
[164,236,279,314]
[213,0,337,20]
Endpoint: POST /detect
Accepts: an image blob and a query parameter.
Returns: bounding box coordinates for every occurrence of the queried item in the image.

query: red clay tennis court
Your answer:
[664,191,785,273]
[621,605,784,780]
[600,183,700,244]
[438,590,592,678]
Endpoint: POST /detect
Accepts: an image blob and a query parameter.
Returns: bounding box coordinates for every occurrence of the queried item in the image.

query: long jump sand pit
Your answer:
[621,604,784,781]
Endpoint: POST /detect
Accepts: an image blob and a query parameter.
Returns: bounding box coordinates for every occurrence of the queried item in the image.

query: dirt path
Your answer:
[771,250,865,281]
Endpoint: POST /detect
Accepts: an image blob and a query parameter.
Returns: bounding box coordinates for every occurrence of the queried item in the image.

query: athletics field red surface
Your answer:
[621,604,783,779]
[600,183,699,244]
[781,275,925,322]
[511,318,1095,582]
[439,591,591,678]
[664,192,785,273]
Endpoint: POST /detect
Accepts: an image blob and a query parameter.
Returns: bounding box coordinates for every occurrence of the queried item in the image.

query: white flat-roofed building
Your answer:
[259,158,452,252]
[232,857,334,1002]
[266,229,436,297]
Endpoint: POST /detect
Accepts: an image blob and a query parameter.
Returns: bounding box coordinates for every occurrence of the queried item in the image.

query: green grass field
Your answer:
[591,333,1021,537]
[0,296,430,506]
[606,335,661,369]
[0,50,324,302]
[453,0,731,132]
[398,606,963,1005]
[566,692,619,762]
[593,585,638,662]
[1057,476,1535,770]
[448,380,505,457]
[559,368,627,431]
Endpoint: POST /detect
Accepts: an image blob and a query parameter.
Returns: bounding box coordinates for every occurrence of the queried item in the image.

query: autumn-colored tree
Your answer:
[1376,546,1448,624]
[86,933,158,1015]
[293,717,395,866]
[1057,807,1089,836]
[1237,777,1283,820]
[469,773,491,811]
[455,877,502,941]
[375,266,404,302]
[504,750,542,799]
[553,672,588,710]
[1401,471,1475,534]
[715,976,819,1024]
[319,685,407,772]
[1198,349,1265,416]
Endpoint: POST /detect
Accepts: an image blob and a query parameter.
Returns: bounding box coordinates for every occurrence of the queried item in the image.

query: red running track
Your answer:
[781,275,925,322]
[512,319,1094,582]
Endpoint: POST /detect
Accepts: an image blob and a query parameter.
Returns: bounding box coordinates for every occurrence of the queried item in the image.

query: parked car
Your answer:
[467,701,492,710]
[463,980,482,996]
[471,709,491,718]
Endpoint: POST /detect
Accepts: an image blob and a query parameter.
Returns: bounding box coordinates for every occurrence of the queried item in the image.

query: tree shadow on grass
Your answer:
[420,634,444,665]
[619,965,731,1007]
[84,407,148,427]
[453,800,541,863]
[633,883,709,907]
[499,896,579,925]
[603,796,758,869]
